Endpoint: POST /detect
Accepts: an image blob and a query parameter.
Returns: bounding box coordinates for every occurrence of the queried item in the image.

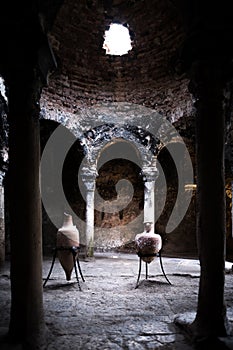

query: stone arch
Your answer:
[39,115,194,256]
[96,137,142,168]
[95,139,143,210]
[79,124,160,256]
[80,123,160,175]
[94,139,144,251]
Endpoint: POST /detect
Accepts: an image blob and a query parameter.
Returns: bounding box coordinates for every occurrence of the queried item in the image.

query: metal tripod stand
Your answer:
[43,246,85,290]
[135,250,172,288]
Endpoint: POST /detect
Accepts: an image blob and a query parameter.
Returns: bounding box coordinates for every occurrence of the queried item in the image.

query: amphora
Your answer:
[56,212,80,280]
[135,222,162,263]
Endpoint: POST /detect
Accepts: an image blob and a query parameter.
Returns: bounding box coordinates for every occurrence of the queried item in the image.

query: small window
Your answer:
[103,23,132,56]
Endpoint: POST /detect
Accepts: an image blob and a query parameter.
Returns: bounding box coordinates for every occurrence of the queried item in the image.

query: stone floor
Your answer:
[1,252,233,349]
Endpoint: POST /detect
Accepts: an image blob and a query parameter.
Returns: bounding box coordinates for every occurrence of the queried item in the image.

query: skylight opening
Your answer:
[103,23,132,56]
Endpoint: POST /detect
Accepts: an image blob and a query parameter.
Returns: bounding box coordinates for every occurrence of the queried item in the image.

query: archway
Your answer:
[155,141,197,257]
[94,139,144,252]
[79,124,159,257]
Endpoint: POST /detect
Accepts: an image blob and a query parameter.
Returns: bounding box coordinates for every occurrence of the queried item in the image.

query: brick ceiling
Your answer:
[41,0,193,119]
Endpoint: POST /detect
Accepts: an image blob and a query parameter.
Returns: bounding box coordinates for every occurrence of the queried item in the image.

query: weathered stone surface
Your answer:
[1,254,233,349]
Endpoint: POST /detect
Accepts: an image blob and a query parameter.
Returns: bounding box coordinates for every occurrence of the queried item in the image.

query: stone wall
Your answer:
[39,108,198,257]
[38,0,232,259]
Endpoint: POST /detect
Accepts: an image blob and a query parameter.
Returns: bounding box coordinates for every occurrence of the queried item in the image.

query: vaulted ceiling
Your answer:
[40,0,193,121]
[1,1,233,159]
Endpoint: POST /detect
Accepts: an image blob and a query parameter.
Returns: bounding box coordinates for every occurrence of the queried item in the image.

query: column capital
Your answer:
[141,165,158,183]
[80,166,97,191]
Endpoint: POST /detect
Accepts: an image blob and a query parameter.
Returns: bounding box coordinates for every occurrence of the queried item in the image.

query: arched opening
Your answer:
[155,142,197,258]
[40,120,86,254]
[94,139,144,252]
[40,119,62,254]
[62,139,86,248]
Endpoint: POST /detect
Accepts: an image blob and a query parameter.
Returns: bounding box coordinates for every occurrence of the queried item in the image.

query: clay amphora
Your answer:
[135,223,162,263]
[56,213,80,280]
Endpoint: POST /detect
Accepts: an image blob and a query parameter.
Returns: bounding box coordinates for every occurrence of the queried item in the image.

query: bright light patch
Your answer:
[103,23,132,56]
[0,76,7,102]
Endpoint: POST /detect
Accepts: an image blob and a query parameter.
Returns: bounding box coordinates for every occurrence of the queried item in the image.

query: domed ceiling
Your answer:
[41,0,194,121]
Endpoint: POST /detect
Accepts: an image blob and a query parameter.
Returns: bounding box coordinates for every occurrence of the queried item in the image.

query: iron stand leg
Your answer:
[43,248,57,287]
[159,250,172,285]
[71,248,82,291]
[145,262,148,279]
[76,257,85,282]
[43,246,85,289]
[135,251,171,288]
[135,257,142,288]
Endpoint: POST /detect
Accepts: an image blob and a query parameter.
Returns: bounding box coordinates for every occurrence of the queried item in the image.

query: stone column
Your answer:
[189,60,231,341]
[0,9,58,345]
[6,70,46,348]
[81,168,97,257]
[172,3,233,344]
[0,172,5,266]
[142,165,158,227]
[231,178,233,239]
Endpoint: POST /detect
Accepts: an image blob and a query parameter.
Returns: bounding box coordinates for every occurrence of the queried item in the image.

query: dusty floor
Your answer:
[1,253,233,349]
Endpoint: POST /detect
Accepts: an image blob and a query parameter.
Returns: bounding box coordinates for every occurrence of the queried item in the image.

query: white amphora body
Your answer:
[56,213,80,280]
[135,223,162,263]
